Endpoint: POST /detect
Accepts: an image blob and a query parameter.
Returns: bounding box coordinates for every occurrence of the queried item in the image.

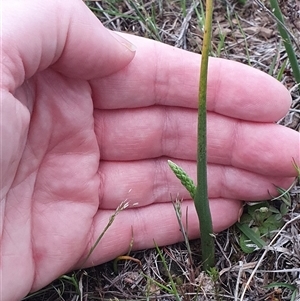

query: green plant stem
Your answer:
[269,0,300,84]
[195,0,215,271]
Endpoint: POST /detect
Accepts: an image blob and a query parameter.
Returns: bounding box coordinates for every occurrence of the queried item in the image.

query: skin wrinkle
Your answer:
[12,151,39,197]
[152,159,160,207]
[133,207,163,249]
[13,4,60,82]
[171,109,183,158]
[229,115,241,170]
[97,164,105,208]
[79,216,96,267]
[215,165,227,200]
[221,165,241,200]
[30,195,43,289]
[132,208,149,247]
[152,41,166,106]
[161,106,170,158]
[1,93,30,193]
[3,44,25,91]
[30,221,38,294]
[153,158,169,205]
[93,108,104,158]
[15,79,35,114]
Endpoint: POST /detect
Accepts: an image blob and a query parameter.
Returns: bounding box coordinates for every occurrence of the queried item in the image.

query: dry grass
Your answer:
[23,0,300,300]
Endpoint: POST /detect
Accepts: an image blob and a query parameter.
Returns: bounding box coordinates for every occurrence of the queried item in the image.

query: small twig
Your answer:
[215,236,232,267]
[234,261,244,301]
[95,2,117,30]
[172,197,193,260]
[257,268,300,273]
[175,1,200,48]
[171,197,195,283]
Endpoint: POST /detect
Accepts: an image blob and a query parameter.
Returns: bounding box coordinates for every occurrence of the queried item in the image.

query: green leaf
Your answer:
[239,232,256,253]
[236,222,266,250]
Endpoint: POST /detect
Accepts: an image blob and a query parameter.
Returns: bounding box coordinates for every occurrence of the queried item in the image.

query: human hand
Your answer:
[1,1,299,300]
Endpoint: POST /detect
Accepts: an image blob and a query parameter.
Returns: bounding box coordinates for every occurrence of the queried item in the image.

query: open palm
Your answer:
[1,1,299,301]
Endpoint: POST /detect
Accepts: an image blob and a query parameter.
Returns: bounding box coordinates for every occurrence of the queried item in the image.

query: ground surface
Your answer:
[24,0,300,300]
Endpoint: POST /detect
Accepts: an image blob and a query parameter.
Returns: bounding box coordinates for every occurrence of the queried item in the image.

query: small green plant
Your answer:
[237,165,299,253]
[269,0,300,84]
[264,282,298,301]
[237,201,285,253]
[215,23,227,57]
[194,0,215,270]
[59,274,81,295]
[82,200,129,266]
[235,13,251,65]
[194,1,205,33]
[168,0,215,272]
[154,243,181,301]
[127,0,161,41]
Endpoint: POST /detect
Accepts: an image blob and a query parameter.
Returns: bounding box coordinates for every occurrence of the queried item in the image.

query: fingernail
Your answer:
[110,31,136,52]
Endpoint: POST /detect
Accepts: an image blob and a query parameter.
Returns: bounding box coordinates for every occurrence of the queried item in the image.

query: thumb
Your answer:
[1,0,135,91]
[51,17,137,79]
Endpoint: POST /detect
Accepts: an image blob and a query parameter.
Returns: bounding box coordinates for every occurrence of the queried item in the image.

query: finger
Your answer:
[2,0,135,91]
[79,199,242,267]
[98,159,294,209]
[94,107,299,176]
[91,33,291,122]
